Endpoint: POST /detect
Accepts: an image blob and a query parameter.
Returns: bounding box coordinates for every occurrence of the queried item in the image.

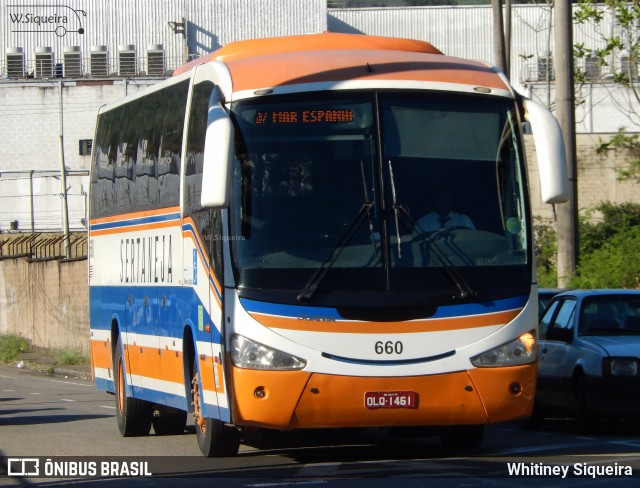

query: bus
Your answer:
[88,32,568,456]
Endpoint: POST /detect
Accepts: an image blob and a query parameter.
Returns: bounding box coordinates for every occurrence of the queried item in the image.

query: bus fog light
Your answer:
[509,382,522,395]
[231,335,307,371]
[471,331,537,367]
[254,386,266,398]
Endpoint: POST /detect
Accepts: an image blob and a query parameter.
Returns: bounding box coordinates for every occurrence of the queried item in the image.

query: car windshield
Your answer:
[580,295,640,336]
[229,91,530,307]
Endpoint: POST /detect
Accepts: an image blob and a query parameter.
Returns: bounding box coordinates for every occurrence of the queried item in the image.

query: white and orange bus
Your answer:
[89,33,568,456]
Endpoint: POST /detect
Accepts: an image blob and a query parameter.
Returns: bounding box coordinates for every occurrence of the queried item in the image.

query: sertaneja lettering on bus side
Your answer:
[120,235,173,284]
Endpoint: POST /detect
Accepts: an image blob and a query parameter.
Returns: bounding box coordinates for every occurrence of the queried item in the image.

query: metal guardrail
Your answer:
[0,232,87,260]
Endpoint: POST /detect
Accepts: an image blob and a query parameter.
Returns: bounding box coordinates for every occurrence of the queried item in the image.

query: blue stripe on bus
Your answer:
[89,285,222,343]
[129,385,228,420]
[239,295,528,320]
[96,377,114,393]
[90,211,180,231]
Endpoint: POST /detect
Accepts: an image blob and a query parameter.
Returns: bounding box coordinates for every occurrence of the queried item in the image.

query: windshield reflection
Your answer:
[229,91,530,305]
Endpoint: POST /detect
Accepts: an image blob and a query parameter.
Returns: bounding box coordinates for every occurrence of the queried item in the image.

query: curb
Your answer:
[20,359,92,380]
[51,365,92,380]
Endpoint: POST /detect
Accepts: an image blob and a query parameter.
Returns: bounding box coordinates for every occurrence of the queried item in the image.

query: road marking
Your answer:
[248,483,328,487]
[60,398,76,402]
[2,389,16,392]
[50,378,93,387]
[30,392,42,395]
[100,405,116,410]
[493,442,595,455]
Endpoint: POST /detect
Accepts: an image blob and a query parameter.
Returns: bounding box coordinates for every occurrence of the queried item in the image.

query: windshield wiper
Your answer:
[396,205,477,300]
[297,202,373,302]
[388,160,402,259]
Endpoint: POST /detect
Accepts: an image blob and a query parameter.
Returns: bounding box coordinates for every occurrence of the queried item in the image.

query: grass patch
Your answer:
[57,348,89,366]
[0,334,28,363]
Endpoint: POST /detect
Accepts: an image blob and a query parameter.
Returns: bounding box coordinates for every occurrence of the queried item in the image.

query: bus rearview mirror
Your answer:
[522,98,569,204]
[201,101,234,209]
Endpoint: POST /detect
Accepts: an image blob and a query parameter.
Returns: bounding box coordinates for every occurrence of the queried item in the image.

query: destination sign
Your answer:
[255,109,355,125]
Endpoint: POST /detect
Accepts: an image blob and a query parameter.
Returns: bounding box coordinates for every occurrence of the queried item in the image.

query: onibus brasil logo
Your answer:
[8,4,86,37]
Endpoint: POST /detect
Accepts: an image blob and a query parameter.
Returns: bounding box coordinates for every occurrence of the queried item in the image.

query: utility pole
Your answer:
[504,0,511,79]
[492,0,508,74]
[59,80,71,259]
[554,0,578,287]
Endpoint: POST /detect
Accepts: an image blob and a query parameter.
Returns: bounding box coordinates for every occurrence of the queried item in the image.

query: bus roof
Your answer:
[174,32,442,74]
[173,32,509,95]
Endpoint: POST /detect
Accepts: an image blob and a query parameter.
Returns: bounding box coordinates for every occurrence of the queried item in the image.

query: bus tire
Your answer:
[114,336,153,437]
[191,363,240,457]
[152,408,188,435]
[439,425,484,449]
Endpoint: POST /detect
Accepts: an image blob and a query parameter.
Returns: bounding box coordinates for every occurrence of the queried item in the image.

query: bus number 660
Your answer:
[375,341,403,355]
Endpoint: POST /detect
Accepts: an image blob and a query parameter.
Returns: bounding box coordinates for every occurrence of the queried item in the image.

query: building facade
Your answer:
[0,1,638,232]
[0,0,326,232]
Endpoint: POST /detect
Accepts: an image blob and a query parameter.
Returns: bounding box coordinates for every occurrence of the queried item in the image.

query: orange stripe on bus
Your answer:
[91,339,113,370]
[90,206,180,226]
[90,220,179,236]
[198,355,225,394]
[248,308,521,334]
[104,343,225,394]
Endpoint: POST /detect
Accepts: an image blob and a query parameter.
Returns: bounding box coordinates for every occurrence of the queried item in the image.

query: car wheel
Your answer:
[575,373,598,434]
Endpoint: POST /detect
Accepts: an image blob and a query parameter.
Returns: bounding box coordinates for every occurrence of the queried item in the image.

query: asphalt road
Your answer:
[1,363,640,487]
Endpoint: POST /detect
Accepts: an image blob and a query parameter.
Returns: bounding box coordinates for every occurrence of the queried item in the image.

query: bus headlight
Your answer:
[470,331,537,367]
[231,335,307,370]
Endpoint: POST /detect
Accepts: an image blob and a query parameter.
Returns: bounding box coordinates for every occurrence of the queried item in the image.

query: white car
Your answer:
[528,289,640,430]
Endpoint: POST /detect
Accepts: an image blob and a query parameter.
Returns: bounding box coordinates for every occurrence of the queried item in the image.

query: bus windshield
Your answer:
[229,91,530,308]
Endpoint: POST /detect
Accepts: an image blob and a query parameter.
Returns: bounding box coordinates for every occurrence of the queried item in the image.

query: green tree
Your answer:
[574,0,640,181]
[579,201,640,255]
[534,216,558,287]
[595,129,640,183]
[570,226,640,288]
[536,202,640,289]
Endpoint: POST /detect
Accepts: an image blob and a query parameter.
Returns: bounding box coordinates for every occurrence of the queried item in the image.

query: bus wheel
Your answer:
[439,425,484,449]
[152,408,188,435]
[191,368,240,457]
[114,336,153,436]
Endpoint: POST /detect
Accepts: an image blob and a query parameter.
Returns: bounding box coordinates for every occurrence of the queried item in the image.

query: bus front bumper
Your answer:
[229,364,536,430]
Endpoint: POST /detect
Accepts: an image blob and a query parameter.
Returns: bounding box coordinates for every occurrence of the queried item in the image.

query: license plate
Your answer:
[364,391,417,409]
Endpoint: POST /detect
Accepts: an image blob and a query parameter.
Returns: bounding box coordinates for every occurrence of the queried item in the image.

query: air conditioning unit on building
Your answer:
[90,45,109,77]
[147,44,165,76]
[537,52,555,82]
[118,44,136,77]
[35,46,54,78]
[620,56,638,82]
[6,47,25,78]
[64,46,82,78]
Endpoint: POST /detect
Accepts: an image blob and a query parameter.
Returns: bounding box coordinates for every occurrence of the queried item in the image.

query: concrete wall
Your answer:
[0,257,89,353]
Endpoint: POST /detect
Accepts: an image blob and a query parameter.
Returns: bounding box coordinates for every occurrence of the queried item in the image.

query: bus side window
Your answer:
[159,81,188,207]
[185,82,214,214]
[135,94,161,209]
[91,108,120,218]
[185,81,223,275]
